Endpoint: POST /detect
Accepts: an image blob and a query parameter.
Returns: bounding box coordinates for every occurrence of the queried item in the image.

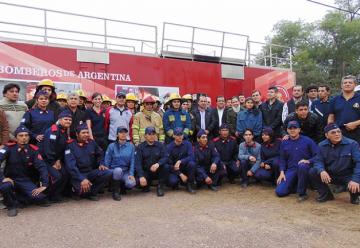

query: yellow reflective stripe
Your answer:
[183,128,190,134]
[132,125,140,129]
[189,130,193,135]
[159,135,165,141]
[167,130,173,137]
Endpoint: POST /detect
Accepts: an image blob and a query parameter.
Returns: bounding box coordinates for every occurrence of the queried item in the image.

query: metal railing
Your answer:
[0,2,158,54]
[0,2,293,69]
[161,22,249,64]
[247,40,292,70]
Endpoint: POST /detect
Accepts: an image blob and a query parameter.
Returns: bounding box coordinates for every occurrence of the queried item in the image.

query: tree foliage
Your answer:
[260,1,360,91]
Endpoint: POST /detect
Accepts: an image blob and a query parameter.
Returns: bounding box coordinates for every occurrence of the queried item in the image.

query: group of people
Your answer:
[0,75,359,218]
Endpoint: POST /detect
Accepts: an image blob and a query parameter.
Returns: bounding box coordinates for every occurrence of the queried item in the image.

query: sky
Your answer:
[0,0,337,56]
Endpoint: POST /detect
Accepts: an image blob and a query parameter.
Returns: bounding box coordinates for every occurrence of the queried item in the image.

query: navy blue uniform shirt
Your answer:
[194,142,220,169]
[65,139,104,181]
[166,140,194,165]
[39,124,70,165]
[329,92,360,127]
[213,136,238,162]
[21,107,55,141]
[0,143,49,187]
[313,137,360,183]
[135,141,168,177]
[279,135,319,172]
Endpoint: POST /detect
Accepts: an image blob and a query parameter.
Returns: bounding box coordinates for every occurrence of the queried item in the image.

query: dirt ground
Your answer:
[0,184,359,248]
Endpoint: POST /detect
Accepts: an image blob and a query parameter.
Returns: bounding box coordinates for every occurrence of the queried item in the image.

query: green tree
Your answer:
[260,1,360,91]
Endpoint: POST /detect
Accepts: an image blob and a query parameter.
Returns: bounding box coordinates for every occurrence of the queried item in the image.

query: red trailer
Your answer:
[0,2,295,104]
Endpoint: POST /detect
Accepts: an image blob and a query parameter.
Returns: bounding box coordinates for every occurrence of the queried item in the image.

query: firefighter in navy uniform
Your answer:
[64,124,112,201]
[166,127,196,194]
[194,129,223,191]
[0,126,49,213]
[39,110,72,202]
[135,127,170,197]
[213,123,240,184]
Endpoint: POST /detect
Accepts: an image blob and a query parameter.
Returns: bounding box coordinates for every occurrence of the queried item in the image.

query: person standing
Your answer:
[59,93,89,139]
[163,93,191,143]
[132,96,164,146]
[212,96,228,136]
[104,92,132,143]
[259,86,284,138]
[283,101,324,143]
[311,85,331,127]
[192,95,218,140]
[282,85,308,122]
[236,97,263,142]
[86,93,107,150]
[0,109,9,146]
[226,96,242,137]
[328,75,360,143]
[20,91,55,144]
[0,83,28,140]
[26,79,60,117]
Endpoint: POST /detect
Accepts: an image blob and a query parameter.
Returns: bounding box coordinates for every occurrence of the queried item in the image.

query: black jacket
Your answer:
[192,108,218,139]
[283,112,324,143]
[259,99,284,137]
[211,108,228,136]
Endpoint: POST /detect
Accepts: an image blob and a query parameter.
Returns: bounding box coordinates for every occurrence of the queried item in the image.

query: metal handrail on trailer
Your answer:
[0,1,292,69]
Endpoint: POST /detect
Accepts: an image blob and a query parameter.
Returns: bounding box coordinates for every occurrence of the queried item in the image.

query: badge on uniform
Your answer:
[169,115,175,122]
[353,103,359,109]
[50,134,57,140]
[0,149,5,154]
[21,118,25,123]
[65,149,71,155]
[180,115,186,122]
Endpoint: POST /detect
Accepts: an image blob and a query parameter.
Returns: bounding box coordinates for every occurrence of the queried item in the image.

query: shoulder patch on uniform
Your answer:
[213,137,220,142]
[65,149,71,155]
[50,134,57,140]
[0,148,6,153]
[29,144,39,151]
[51,124,58,132]
[5,142,16,147]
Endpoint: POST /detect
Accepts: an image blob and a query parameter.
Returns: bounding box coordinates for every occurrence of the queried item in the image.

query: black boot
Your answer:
[157,184,165,197]
[111,180,121,201]
[208,184,218,191]
[186,182,196,194]
[350,193,359,205]
[7,208,18,217]
[316,191,334,203]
